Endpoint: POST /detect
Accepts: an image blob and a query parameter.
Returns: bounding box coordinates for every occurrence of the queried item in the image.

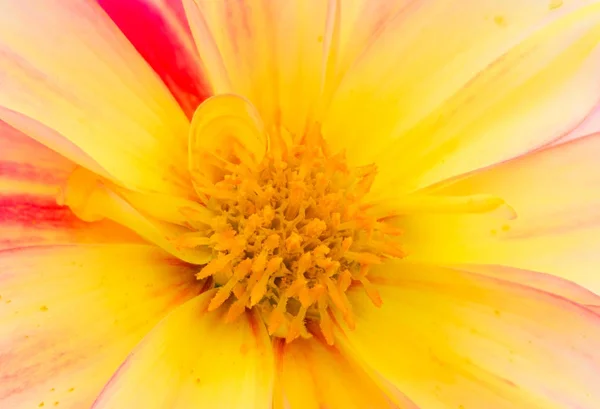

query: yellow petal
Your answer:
[324,1,600,194]
[115,187,215,228]
[0,0,192,196]
[61,168,211,264]
[339,262,600,409]
[274,337,415,409]
[0,244,202,409]
[188,94,267,192]
[182,0,330,136]
[0,122,141,249]
[405,133,600,293]
[92,291,274,409]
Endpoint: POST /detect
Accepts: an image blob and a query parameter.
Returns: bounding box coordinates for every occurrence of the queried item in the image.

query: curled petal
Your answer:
[0,121,140,249]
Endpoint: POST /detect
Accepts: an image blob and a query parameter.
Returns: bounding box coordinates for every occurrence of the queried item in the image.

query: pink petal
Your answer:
[99,0,211,118]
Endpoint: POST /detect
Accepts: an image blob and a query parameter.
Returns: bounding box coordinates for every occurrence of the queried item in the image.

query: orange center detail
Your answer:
[189,138,404,344]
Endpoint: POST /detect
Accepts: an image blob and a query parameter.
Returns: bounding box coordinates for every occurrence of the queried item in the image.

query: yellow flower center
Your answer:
[58,95,513,346]
[186,130,405,344]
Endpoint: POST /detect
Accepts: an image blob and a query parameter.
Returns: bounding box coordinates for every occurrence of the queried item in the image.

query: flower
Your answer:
[1,0,600,408]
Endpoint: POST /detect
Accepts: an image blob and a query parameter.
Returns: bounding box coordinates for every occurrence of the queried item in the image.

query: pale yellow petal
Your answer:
[183,0,331,137]
[324,1,600,194]
[92,291,274,409]
[404,133,600,293]
[454,264,600,310]
[338,262,600,409]
[0,0,192,196]
[0,244,202,409]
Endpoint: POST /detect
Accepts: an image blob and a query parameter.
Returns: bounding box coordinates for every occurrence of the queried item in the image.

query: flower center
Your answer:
[57,94,514,345]
[189,137,405,344]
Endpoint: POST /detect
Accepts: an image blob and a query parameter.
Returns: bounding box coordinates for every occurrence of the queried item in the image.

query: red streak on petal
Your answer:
[0,195,77,227]
[99,0,211,119]
[0,161,68,186]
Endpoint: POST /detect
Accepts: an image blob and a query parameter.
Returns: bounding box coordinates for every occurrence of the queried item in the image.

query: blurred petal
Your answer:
[274,337,414,409]
[404,133,600,293]
[93,291,274,409]
[339,262,600,409]
[182,0,330,137]
[0,0,192,196]
[324,1,600,194]
[98,0,210,118]
[0,121,141,249]
[0,244,202,409]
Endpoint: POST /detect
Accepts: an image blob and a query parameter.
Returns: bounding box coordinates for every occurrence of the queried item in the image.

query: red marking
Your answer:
[306,320,327,345]
[0,194,146,248]
[272,337,286,374]
[247,310,261,341]
[0,337,87,400]
[0,195,78,228]
[0,162,66,186]
[199,276,214,293]
[98,0,211,119]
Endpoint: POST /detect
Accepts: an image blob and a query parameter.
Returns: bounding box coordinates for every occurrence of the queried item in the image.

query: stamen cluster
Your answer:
[193,141,404,344]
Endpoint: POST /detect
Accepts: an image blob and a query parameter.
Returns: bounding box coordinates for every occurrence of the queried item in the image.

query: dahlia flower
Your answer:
[1,0,600,408]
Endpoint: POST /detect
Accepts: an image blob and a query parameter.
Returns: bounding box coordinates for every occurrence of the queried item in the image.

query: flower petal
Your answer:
[0,0,192,196]
[339,262,600,409]
[324,1,600,194]
[454,264,600,310]
[182,0,330,137]
[0,244,202,409]
[188,94,267,197]
[556,102,600,144]
[61,167,211,264]
[273,337,414,409]
[98,0,210,118]
[404,133,600,293]
[92,291,274,409]
[0,121,141,249]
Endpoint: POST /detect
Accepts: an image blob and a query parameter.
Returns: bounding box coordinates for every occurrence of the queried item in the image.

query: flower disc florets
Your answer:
[190,136,404,344]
